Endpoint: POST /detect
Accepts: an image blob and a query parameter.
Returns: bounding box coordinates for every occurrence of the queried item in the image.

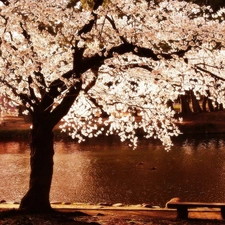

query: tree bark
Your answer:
[190,90,202,113]
[180,94,192,114]
[19,120,54,212]
[208,98,215,112]
[19,80,82,212]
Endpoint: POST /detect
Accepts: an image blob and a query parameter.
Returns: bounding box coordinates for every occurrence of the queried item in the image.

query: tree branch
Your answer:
[40,70,74,114]
[48,81,82,128]
[106,15,128,44]
[0,0,9,6]
[72,42,85,78]
[81,43,191,73]
[0,76,34,113]
[78,0,104,36]
[28,76,39,106]
[195,65,225,82]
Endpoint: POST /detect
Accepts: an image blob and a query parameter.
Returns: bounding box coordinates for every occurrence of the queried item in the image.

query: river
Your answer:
[1,135,225,207]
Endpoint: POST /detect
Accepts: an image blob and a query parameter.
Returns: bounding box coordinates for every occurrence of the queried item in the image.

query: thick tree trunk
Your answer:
[18,82,82,212]
[19,122,54,212]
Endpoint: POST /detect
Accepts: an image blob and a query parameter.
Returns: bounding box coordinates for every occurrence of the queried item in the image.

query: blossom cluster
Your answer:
[1,0,225,149]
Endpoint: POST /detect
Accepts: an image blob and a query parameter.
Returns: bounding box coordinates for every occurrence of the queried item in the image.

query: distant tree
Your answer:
[152,0,225,11]
[1,0,225,212]
[188,0,225,11]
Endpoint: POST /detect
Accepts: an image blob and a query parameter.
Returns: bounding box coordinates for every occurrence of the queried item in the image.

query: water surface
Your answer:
[0,135,225,207]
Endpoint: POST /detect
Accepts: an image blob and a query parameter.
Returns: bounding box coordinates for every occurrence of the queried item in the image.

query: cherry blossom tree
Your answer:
[0,0,225,212]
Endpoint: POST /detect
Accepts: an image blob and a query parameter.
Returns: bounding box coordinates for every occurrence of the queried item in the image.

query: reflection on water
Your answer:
[1,135,225,206]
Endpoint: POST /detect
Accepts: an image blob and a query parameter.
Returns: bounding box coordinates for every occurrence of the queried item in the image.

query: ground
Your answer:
[0,207,225,225]
[1,111,225,224]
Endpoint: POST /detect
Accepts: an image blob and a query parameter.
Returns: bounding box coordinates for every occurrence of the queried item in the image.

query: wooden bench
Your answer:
[167,201,225,219]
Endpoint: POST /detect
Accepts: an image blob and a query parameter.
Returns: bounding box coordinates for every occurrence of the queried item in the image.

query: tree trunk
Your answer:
[208,98,215,112]
[19,121,54,212]
[180,94,192,114]
[202,96,207,112]
[190,90,202,113]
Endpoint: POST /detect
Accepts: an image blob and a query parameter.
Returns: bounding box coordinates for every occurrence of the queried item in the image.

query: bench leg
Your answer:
[177,206,188,219]
[221,207,225,219]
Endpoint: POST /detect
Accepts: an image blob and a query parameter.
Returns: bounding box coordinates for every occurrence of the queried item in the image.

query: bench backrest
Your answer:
[167,202,225,209]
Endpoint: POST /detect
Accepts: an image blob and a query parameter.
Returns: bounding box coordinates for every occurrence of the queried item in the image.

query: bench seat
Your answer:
[167,201,225,219]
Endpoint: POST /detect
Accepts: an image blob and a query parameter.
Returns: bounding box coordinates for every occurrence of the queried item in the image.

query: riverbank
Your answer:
[178,111,225,134]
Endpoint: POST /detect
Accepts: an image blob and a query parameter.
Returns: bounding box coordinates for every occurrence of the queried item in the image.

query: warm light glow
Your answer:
[0,0,225,150]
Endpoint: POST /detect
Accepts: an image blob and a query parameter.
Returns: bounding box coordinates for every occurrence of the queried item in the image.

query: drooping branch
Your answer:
[195,65,225,82]
[0,76,34,113]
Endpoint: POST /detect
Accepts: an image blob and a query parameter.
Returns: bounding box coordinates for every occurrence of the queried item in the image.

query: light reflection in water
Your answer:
[0,135,225,206]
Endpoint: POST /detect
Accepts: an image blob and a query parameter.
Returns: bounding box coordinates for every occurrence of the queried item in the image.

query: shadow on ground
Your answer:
[0,209,225,225]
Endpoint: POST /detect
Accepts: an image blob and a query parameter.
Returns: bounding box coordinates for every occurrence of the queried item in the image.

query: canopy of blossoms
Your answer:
[0,0,225,150]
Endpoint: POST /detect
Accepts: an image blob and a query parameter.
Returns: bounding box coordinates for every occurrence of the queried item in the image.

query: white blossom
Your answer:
[1,0,225,150]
